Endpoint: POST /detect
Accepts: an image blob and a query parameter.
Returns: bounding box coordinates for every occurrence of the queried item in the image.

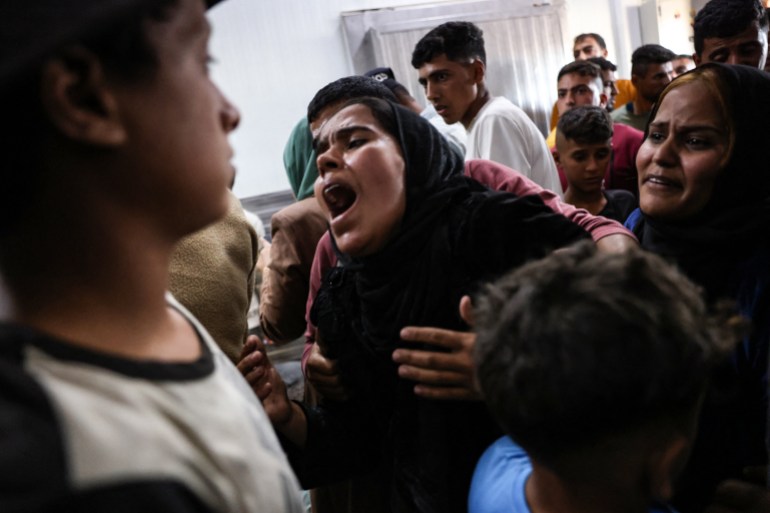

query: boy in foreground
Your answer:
[470,242,736,513]
[0,0,302,511]
[555,106,637,223]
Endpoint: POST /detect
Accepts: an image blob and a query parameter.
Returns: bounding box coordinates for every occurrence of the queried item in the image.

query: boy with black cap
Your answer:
[0,0,303,511]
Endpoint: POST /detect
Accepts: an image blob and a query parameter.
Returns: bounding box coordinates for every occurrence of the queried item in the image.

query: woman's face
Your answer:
[636,81,729,221]
[314,103,406,257]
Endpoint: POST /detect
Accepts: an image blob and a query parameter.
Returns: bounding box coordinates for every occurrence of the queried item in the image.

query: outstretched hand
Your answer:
[393,295,481,401]
[237,335,293,425]
[305,341,349,401]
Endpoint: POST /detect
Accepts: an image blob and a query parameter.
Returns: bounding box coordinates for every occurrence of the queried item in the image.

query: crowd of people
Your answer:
[0,0,768,512]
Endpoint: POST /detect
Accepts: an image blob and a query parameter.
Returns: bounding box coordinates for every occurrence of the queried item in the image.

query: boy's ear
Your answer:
[646,434,690,501]
[39,46,127,147]
[552,149,561,166]
[471,59,486,84]
[599,92,608,109]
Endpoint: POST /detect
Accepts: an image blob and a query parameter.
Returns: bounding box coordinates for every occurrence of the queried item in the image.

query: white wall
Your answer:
[208,0,458,199]
[567,0,645,78]
[208,0,646,199]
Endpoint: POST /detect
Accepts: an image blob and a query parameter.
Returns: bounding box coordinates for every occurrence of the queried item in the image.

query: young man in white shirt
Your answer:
[411,21,562,194]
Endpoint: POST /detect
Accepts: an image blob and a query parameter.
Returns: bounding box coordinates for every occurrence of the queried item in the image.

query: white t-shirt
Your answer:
[466,96,562,196]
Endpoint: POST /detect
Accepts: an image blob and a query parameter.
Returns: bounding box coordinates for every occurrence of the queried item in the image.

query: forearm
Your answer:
[273,401,308,448]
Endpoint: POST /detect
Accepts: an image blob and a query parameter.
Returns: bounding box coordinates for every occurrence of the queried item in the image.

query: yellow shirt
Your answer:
[546,127,557,149]
[614,79,636,109]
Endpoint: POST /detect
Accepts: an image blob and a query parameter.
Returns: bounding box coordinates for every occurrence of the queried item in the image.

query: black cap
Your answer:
[363,66,404,95]
[0,0,223,86]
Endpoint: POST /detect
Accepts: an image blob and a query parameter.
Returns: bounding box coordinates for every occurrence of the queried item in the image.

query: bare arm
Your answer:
[464,159,637,248]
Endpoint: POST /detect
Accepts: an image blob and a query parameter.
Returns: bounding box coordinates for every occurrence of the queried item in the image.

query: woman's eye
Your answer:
[648,132,665,142]
[686,137,710,148]
[347,138,366,149]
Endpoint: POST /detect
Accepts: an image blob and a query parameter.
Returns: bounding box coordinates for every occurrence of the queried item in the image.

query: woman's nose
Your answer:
[316,148,341,176]
[652,137,677,167]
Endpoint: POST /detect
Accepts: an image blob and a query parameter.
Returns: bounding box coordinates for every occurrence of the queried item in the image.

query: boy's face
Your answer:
[557,135,611,195]
[111,0,240,235]
[417,53,482,128]
[556,72,605,117]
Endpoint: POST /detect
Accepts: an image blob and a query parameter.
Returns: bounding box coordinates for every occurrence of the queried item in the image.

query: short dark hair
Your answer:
[557,105,613,145]
[694,0,768,56]
[474,242,734,467]
[557,60,601,81]
[631,44,676,77]
[83,0,180,82]
[306,76,397,123]
[0,0,179,238]
[411,21,486,68]
[587,56,617,72]
[574,33,607,50]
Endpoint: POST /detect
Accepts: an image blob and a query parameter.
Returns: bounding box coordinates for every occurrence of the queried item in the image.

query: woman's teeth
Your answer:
[323,183,356,218]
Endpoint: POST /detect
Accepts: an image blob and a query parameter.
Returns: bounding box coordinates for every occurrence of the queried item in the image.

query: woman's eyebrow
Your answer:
[648,120,722,132]
[316,125,374,153]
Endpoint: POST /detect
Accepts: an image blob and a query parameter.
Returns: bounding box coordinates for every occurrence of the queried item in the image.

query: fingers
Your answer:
[239,334,260,361]
[392,348,470,374]
[236,344,266,376]
[393,344,480,401]
[396,362,468,386]
[305,343,348,401]
[399,326,474,351]
[413,384,480,401]
[306,343,339,376]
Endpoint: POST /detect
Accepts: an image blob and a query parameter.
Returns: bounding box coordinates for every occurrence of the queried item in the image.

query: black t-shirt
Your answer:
[600,189,638,223]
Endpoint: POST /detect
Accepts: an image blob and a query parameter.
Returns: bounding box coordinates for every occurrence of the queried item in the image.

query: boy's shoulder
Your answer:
[0,323,219,513]
[472,97,535,133]
[468,435,681,513]
[0,325,70,512]
[0,321,302,513]
[468,436,532,513]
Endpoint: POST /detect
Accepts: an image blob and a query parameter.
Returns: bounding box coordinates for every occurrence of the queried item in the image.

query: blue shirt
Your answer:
[469,436,678,513]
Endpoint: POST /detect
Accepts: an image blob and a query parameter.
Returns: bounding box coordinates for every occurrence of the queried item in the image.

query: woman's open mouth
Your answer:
[644,175,681,189]
[323,183,357,219]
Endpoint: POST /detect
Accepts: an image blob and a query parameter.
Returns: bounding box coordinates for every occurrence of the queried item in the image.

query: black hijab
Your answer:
[315,98,586,360]
[633,63,770,299]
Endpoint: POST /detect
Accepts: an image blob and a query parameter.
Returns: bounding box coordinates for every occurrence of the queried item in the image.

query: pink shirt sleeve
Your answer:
[301,230,336,374]
[463,159,635,242]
